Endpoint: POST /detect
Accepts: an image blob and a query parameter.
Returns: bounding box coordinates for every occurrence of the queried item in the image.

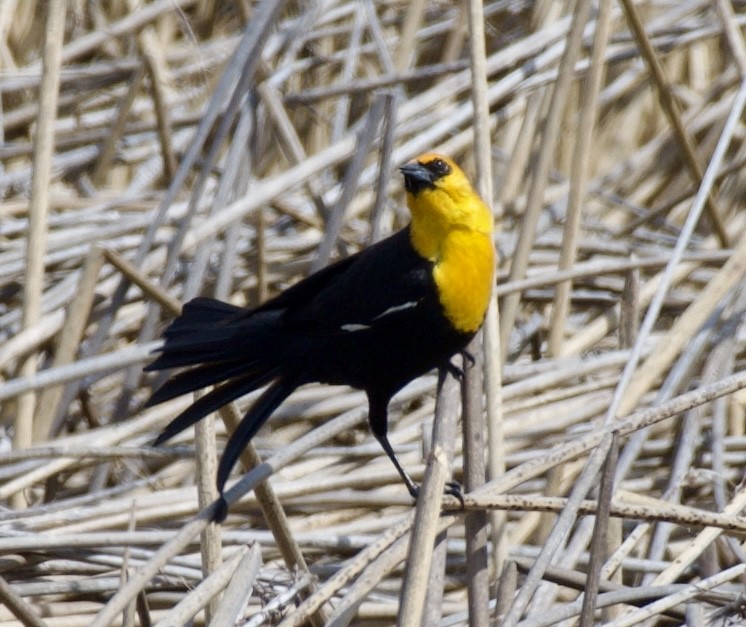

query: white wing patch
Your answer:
[341,323,371,332]
[372,300,419,320]
[340,300,419,332]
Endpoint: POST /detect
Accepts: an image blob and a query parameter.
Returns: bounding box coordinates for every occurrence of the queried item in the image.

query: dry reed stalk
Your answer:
[498,0,596,361]
[14,0,67,514]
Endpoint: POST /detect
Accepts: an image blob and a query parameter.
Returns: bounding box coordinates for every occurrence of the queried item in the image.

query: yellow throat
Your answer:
[405,155,495,333]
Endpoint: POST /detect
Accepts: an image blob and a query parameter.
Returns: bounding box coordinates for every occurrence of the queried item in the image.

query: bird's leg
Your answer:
[443,350,476,382]
[368,392,465,507]
[376,431,465,505]
[376,431,420,498]
[367,393,420,498]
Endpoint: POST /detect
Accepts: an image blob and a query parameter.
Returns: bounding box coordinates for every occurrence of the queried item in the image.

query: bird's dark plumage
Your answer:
[145,153,494,512]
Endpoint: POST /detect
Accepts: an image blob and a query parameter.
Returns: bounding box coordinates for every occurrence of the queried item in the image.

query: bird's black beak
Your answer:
[400,161,436,195]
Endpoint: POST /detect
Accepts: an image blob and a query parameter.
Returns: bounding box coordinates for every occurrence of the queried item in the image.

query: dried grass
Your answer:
[1,1,746,625]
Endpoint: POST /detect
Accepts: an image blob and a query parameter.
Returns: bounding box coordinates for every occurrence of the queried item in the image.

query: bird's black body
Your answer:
[145,226,473,500]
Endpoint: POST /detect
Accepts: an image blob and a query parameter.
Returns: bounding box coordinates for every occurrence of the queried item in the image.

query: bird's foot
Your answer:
[408,480,465,509]
[443,351,476,382]
[444,360,465,381]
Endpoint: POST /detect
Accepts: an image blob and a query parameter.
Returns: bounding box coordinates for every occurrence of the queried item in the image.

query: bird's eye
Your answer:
[428,158,450,176]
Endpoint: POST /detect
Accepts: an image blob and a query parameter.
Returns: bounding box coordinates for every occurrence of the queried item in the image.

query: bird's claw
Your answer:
[444,360,465,381]
[444,351,476,382]
[460,350,476,368]
[445,480,465,509]
[408,480,465,509]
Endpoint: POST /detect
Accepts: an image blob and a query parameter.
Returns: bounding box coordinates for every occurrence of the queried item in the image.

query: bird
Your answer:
[144,152,495,512]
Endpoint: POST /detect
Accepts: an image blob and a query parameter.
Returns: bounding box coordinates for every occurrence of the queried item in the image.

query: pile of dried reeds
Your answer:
[1,0,746,625]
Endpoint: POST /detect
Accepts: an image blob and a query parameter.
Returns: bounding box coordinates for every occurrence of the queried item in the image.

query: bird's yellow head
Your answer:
[400,153,493,259]
[400,153,495,333]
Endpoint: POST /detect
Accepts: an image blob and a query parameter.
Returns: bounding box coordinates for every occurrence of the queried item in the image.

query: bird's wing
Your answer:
[280,227,436,335]
[253,252,361,314]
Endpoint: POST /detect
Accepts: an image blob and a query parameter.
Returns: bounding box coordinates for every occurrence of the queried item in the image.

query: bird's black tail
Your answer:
[145,297,289,446]
[216,376,298,493]
[145,297,254,372]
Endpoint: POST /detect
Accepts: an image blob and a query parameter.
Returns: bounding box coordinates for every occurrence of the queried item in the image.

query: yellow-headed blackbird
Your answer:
[145,153,495,506]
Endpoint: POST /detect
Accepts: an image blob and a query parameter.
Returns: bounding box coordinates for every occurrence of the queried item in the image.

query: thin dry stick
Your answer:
[547,0,613,356]
[258,81,327,212]
[393,0,426,72]
[604,75,746,425]
[91,65,146,185]
[102,247,182,314]
[463,0,494,622]
[326,533,412,626]
[311,95,385,271]
[499,0,595,361]
[620,225,746,416]
[195,406,221,622]
[368,91,397,245]
[0,572,48,627]
[495,560,518,622]
[607,564,746,627]
[330,5,363,143]
[715,0,746,76]
[618,263,640,350]
[458,492,746,535]
[461,348,490,627]
[618,0,730,247]
[14,0,67,512]
[152,545,249,627]
[183,101,254,301]
[209,543,262,626]
[579,433,619,626]
[422,374,465,626]
[483,302,505,573]
[469,371,746,512]
[398,373,459,626]
[122,506,137,627]
[138,22,176,181]
[648,479,746,588]
[34,246,105,440]
[499,93,543,206]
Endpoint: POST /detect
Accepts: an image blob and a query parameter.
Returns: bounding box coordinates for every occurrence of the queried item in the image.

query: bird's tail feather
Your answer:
[152,366,282,446]
[166,297,244,330]
[145,360,260,407]
[145,297,271,371]
[216,376,298,493]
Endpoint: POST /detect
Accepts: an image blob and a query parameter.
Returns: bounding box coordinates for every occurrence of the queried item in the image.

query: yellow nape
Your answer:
[404,153,495,333]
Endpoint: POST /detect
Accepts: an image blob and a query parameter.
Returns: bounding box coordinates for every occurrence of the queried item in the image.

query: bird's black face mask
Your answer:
[400,158,451,195]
